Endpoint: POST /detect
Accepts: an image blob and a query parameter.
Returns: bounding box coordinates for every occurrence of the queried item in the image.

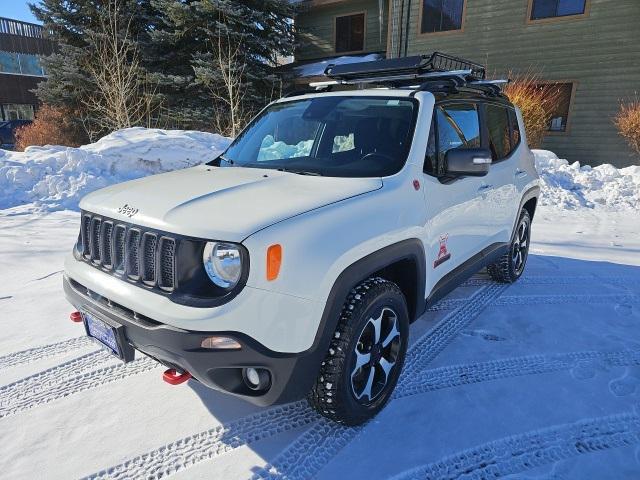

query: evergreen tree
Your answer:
[30,0,297,136]
[30,0,160,137]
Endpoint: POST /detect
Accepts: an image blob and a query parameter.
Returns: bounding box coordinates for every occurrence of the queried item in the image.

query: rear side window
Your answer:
[425,117,438,176]
[424,103,480,177]
[508,109,521,148]
[486,104,511,161]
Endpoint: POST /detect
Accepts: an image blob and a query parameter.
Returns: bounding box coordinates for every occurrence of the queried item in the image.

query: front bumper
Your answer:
[64,275,321,406]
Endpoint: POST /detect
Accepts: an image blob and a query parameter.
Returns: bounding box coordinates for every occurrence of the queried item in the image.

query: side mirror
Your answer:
[445,148,492,177]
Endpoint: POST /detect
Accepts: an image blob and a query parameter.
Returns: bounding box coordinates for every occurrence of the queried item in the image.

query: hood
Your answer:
[79,165,382,241]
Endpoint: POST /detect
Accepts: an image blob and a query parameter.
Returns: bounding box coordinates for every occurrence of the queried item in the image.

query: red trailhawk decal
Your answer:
[433,234,451,268]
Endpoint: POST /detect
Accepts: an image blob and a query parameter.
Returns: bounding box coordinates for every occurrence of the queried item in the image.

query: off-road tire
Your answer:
[487,209,532,283]
[307,277,409,426]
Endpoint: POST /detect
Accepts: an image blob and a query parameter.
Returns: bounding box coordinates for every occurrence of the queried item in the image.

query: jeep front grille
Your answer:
[79,212,176,292]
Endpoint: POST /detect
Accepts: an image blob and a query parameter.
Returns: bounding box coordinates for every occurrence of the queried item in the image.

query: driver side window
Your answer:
[425,103,481,177]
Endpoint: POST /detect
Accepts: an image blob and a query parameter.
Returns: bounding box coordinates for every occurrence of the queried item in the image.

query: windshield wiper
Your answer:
[277,168,322,176]
[207,155,234,167]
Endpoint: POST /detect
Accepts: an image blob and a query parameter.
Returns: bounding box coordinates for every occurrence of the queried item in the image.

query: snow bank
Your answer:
[1,128,637,214]
[0,127,231,212]
[534,150,640,210]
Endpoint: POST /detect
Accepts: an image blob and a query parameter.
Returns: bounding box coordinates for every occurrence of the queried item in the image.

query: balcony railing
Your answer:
[0,17,46,39]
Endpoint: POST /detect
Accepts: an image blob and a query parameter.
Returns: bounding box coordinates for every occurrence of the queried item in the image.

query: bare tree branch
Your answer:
[82,0,162,137]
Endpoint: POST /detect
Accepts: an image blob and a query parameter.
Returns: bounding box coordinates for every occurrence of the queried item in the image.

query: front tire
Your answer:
[487,209,532,283]
[307,277,409,425]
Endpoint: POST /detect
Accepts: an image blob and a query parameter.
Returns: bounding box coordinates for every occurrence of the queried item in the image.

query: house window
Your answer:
[536,82,574,132]
[335,13,365,53]
[420,0,465,34]
[20,54,45,76]
[0,51,20,74]
[530,0,587,20]
[1,104,35,121]
[0,51,46,76]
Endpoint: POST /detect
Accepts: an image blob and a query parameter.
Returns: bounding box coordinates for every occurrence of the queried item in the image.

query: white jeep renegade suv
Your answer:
[64,54,540,425]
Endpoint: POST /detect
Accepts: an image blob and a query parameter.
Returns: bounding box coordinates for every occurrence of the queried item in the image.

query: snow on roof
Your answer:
[293,53,384,78]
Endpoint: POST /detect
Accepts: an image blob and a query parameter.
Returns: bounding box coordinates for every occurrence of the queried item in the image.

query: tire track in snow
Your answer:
[0,350,113,417]
[494,293,640,307]
[427,298,464,312]
[255,348,640,479]
[85,285,506,479]
[390,412,640,480]
[84,402,318,480]
[79,284,639,478]
[32,270,63,281]
[252,284,508,480]
[397,349,640,399]
[0,336,93,371]
[402,284,508,379]
[429,293,640,312]
[461,275,637,288]
[0,355,158,418]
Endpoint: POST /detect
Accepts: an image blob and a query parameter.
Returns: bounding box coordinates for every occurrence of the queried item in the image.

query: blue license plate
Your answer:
[83,312,122,358]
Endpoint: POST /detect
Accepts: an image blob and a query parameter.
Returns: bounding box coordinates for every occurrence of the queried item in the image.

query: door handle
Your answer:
[515,169,528,179]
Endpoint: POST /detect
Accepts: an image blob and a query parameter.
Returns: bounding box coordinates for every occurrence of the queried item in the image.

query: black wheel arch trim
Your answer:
[317,239,427,330]
[517,186,540,226]
[301,239,427,393]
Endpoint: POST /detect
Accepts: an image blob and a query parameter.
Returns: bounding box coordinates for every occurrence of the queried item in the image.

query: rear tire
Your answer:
[487,209,531,283]
[307,277,409,426]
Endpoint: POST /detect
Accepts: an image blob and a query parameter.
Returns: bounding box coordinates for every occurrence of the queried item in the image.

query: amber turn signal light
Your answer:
[201,336,242,350]
[266,244,282,281]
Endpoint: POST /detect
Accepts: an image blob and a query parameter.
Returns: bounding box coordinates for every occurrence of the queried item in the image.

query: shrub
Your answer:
[503,73,561,149]
[614,98,640,157]
[14,105,87,151]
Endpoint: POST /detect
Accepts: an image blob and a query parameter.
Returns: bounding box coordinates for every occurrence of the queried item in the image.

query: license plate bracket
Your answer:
[82,310,135,362]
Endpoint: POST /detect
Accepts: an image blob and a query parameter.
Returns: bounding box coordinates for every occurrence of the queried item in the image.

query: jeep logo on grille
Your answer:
[117,204,139,218]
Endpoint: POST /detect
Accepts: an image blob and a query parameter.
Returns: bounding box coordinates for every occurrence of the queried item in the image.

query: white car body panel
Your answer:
[64,255,318,352]
[79,165,382,242]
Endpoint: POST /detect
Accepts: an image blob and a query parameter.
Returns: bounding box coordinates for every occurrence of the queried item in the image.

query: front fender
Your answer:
[241,174,428,351]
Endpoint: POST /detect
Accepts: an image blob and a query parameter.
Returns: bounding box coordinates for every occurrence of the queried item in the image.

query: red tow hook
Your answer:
[163,369,192,385]
[70,311,83,323]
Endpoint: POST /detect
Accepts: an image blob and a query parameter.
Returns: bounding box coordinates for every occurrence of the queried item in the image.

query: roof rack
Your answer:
[308,52,508,97]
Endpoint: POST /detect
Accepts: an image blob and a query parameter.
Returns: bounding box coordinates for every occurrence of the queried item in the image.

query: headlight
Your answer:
[203,242,242,289]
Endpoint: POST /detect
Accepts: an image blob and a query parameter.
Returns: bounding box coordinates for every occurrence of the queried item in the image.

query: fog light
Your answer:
[245,368,260,387]
[242,367,271,391]
[200,336,241,350]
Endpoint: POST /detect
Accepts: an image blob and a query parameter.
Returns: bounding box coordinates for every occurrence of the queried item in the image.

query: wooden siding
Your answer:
[404,0,640,167]
[296,0,388,61]
[295,0,639,166]
[0,74,42,104]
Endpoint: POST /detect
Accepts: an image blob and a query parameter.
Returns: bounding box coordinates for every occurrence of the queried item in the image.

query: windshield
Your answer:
[217,96,417,178]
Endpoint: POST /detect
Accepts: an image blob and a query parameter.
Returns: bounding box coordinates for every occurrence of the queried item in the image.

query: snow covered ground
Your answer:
[1,131,639,479]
